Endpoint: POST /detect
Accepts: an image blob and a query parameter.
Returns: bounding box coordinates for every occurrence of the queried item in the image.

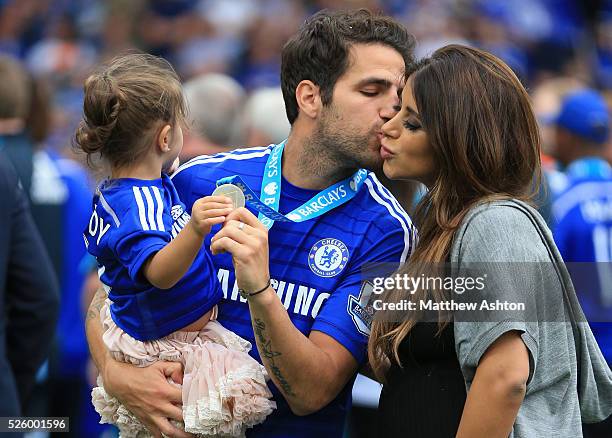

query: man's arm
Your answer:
[249,291,359,415]
[85,287,191,438]
[85,287,111,372]
[210,209,360,415]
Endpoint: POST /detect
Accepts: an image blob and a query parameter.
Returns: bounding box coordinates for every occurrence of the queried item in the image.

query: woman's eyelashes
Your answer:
[403,119,421,131]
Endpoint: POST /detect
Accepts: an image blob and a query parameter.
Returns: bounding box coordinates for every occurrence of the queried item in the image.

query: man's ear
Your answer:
[295,80,321,120]
[157,125,172,152]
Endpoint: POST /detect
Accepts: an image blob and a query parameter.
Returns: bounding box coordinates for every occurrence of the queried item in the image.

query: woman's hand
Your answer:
[102,359,193,438]
[210,207,270,292]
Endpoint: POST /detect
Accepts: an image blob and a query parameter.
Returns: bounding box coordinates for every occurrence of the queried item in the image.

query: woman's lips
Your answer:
[380,144,394,160]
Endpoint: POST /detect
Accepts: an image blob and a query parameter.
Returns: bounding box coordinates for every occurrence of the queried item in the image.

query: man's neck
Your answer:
[281,135,356,191]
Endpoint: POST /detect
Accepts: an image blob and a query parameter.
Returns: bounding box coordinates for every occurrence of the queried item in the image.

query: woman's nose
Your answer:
[382,116,400,139]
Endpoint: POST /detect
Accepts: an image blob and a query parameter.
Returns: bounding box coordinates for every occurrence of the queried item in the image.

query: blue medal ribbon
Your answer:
[216,141,369,229]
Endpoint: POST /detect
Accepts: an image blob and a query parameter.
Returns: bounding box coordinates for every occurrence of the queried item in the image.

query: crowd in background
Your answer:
[0,0,611,437]
[1,0,611,147]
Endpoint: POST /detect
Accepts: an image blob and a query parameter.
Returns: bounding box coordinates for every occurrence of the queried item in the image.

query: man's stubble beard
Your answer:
[305,108,383,176]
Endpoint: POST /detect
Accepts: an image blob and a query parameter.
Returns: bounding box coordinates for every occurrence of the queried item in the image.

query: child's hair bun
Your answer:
[74,53,186,173]
[75,73,126,157]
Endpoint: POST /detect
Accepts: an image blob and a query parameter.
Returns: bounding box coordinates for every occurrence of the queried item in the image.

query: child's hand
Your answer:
[188,196,234,237]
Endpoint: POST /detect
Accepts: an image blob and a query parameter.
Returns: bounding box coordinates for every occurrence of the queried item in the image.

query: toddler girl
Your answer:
[76,53,275,437]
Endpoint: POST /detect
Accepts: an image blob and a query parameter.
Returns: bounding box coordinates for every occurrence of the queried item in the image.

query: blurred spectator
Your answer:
[176,36,241,79]
[0,0,51,59]
[28,83,97,437]
[604,89,612,164]
[552,89,610,170]
[470,8,529,79]
[0,153,59,422]
[234,1,303,89]
[96,4,140,63]
[530,76,587,226]
[181,73,246,159]
[197,0,259,37]
[0,54,96,436]
[312,0,382,10]
[0,55,35,192]
[137,0,205,62]
[550,89,612,437]
[593,10,611,88]
[243,87,290,147]
[176,0,245,80]
[0,0,609,95]
[403,0,471,59]
[532,76,586,156]
[25,13,97,90]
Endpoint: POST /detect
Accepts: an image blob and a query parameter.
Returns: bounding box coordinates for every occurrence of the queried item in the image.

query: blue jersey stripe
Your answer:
[369,173,414,232]
[172,147,272,179]
[364,178,413,262]
[132,186,150,231]
[99,191,120,226]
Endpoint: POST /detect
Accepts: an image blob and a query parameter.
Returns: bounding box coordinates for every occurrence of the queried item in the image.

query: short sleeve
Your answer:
[105,197,171,282]
[452,206,543,384]
[312,220,414,364]
[112,230,169,282]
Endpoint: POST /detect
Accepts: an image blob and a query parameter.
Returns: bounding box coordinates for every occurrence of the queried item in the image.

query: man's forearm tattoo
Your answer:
[86,289,106,322]
[253,318,296,397]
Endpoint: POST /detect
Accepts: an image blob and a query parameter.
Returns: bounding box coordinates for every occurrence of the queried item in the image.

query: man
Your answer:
[0,153,60,420]
[243,87,291,147]
[181,73,245,160]
[86,9,416,437]
[551,89,612,437]
[0,56,94,433]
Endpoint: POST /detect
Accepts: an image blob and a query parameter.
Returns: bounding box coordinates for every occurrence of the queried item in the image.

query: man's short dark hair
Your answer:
[280,9,415,124]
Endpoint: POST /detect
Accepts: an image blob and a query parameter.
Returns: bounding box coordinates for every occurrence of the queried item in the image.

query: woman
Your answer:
[369,45,598,437]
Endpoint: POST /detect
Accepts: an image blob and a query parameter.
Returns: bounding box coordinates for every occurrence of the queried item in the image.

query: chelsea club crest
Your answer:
[308,238,349,277]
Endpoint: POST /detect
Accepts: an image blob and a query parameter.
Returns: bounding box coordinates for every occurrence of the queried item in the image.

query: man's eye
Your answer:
[361,90,378,96]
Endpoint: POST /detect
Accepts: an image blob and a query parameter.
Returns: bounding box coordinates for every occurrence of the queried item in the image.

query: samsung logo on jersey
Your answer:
[217,269,330,318]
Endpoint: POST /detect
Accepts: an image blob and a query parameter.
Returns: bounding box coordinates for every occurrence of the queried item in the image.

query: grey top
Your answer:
[449,199,612,438]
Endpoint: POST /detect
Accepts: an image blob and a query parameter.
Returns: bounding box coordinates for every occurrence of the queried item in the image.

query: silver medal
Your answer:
[212,183,246,209]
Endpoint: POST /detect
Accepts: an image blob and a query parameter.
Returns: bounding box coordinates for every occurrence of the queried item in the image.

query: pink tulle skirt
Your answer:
[92,300,276,437]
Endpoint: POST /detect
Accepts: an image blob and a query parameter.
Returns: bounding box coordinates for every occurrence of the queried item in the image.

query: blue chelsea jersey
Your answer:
[553,157,612,363]
[171,145,416,438]
[83,174,223,341]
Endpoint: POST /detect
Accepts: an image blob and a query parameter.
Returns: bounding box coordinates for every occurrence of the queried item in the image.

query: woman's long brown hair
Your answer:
[368,45,542,380]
